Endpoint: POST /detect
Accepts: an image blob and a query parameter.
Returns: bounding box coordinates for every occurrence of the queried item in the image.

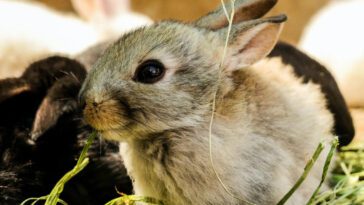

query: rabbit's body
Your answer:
[269,42,354,146]
[299,0,364,107]
[119,57,333,205]
[80,11,336,203]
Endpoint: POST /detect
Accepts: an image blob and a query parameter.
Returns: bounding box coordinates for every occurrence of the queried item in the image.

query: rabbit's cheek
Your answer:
[83,98,126,130]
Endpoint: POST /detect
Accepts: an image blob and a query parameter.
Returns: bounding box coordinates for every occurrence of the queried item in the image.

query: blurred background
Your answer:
[37,0,329,44]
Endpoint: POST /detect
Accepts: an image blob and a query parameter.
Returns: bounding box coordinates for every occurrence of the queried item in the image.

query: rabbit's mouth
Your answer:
[81,94,153,141]
[83,98,129,131]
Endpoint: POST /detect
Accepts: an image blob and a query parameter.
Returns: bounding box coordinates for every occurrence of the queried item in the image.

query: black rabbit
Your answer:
[0,56,132,205]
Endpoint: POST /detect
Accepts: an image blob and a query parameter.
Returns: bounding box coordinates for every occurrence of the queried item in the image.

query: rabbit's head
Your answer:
[0,56,87,165]
[80,0,285,141]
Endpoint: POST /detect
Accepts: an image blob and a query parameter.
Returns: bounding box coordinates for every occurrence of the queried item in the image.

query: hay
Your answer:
[313,142,364,204]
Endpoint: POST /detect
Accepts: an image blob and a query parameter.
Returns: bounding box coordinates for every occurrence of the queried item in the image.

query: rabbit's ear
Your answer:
[195,0,277,30]
[0,78,31,103]
[31,76,82,141]
[219,15,286,72]
[71,0,130,21]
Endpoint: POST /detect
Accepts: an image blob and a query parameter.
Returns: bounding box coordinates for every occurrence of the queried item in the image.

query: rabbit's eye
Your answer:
[134,60,165,84]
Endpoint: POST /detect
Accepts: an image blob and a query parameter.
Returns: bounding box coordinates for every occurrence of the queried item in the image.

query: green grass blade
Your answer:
[104,194,165,205]
[276,142,325,205]
[21,132,97,205]
[306,137,339,204]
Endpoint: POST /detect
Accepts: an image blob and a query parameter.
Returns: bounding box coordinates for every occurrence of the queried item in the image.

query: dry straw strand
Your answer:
[207,0,255,204]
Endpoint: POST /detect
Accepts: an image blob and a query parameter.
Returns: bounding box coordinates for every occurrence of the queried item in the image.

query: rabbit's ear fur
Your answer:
[217,15,286,72]
[31,76,82,141]
[195,0,277,30]
[72,0,130,21]
[0,78,31,103]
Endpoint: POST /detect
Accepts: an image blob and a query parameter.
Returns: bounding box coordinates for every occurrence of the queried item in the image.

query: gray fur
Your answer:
[80,2,334,205]
[76,40,115,71]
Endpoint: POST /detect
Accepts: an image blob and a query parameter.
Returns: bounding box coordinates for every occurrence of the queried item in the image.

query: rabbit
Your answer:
[71,0,152,39]
[0,0,152,79]
[268,42,354,146]
[79,0,338,204]
[73,0,353,146]
[299,0,364,108]
[0,56,132,204]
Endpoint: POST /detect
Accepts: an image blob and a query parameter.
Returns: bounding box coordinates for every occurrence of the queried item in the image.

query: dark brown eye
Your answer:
[134,60,165,84]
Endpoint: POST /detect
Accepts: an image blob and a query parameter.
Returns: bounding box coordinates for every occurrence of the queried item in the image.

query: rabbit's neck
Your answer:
[119,125,251,205]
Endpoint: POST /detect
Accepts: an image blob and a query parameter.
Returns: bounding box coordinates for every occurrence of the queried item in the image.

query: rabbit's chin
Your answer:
[98,123,148,142]
[98,128,130,142]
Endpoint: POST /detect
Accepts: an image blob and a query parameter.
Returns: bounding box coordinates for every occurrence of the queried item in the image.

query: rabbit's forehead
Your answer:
[113,22,207,63]
[91,22,220,83]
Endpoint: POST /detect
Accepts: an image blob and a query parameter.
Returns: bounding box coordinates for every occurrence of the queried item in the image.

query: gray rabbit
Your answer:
[80,0,337,204]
